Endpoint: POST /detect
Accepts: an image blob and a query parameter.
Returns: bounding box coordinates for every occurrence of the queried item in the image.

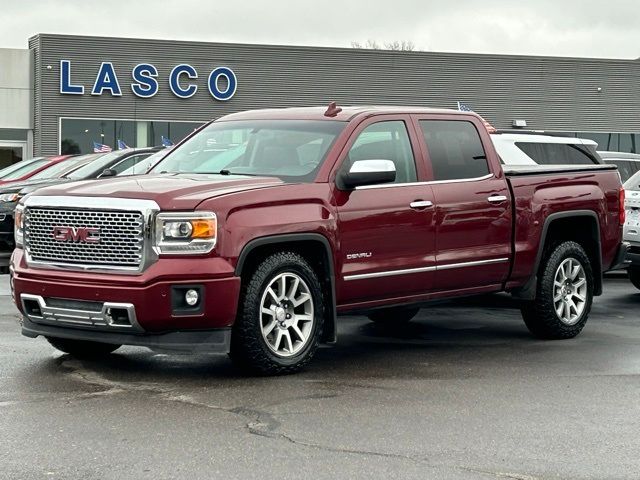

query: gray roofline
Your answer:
[27,33,640,64]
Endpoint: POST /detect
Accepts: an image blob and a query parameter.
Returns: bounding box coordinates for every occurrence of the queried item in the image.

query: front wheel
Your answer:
[46,337,121,357]
[520,241,594,339]
[628,267,640,291]
[230,251,324,375]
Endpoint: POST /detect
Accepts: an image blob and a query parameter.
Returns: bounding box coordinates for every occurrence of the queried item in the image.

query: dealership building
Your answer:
[0,33,639,167]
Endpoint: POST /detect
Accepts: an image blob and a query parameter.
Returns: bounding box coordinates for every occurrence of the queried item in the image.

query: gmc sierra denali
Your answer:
[10,105,628,374]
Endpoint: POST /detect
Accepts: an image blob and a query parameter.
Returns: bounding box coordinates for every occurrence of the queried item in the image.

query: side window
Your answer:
[608,160,635,182]
[419,120,490,181]
[109,154,151,175]
[516,142,598,165]
[346,121,417,183]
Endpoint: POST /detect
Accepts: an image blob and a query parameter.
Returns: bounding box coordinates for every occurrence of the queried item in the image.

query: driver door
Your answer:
[333,116,437,307]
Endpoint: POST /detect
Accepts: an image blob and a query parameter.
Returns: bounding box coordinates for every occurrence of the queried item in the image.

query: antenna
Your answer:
[324,101,343,117]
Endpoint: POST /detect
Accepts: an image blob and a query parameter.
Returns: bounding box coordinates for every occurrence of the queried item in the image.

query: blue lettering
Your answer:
[59,60,84,95]
[207,67,237,101]
[131,63,159,98]
[169,64,198,98]
[92,62,122,96]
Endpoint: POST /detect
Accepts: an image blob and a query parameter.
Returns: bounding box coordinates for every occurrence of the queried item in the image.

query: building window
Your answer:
[60,118,203,154]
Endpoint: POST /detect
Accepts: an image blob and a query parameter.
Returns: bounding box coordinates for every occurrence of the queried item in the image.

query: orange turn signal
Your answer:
[190,218,216,239]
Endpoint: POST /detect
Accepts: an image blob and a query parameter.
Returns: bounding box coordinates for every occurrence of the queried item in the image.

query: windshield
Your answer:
[0,158,50,180]
[152,120,345,182]
[120,148,171,176]
[29,154,98,180]
[0,158,45,179]
[65,150,135,180]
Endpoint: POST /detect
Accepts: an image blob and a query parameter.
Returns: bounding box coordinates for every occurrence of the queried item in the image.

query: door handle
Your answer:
[487,195,507,204]
[410,200,434,209]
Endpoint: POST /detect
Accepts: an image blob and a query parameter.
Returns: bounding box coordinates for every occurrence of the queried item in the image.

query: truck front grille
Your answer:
[24,208,144,269]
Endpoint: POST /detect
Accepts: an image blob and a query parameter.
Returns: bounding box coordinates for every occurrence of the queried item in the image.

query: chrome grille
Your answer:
[24,208,144,268]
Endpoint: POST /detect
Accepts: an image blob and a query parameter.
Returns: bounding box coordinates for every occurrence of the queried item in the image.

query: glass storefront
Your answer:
[60,118,203,154]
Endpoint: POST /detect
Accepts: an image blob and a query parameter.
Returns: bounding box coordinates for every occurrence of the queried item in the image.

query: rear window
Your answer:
[419,120,490,181]
[515,142,599,166]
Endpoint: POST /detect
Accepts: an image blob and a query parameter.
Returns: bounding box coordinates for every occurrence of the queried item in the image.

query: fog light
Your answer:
[185,289,199,306]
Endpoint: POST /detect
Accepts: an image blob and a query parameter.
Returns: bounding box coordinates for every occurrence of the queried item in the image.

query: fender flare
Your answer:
[513,210,602,300]
[235,233,337,343]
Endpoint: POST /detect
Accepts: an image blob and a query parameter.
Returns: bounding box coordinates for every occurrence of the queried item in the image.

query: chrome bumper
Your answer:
[20,294,142,332]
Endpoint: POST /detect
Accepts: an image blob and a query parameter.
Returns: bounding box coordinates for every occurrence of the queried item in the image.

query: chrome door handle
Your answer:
[487,195,507,203]
[410,200,434,209]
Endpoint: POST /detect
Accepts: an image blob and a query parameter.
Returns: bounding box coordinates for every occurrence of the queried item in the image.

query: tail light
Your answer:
[619,187,626,226]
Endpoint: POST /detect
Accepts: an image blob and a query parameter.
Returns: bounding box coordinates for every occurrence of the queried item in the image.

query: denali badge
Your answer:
[52,226,101,244]
[346,252,372,260]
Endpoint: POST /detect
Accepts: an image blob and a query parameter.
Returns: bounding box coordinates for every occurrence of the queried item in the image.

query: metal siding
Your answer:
[33,34,640,155]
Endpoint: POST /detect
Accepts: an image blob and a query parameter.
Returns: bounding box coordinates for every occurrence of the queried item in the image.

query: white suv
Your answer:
[491,132,602,166]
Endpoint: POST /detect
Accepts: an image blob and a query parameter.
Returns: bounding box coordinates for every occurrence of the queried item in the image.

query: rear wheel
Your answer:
[46,337,121,357]
[521,241,593,339]
[628,267,640,290]
[367,306,419,325]
[230,251,324,375]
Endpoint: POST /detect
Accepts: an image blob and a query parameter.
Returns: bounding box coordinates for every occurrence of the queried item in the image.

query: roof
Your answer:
[218,105,468,122]
[597,151,640,161]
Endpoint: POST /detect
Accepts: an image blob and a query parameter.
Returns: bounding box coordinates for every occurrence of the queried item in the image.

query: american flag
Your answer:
[93,142,112,153]
[117,139,129,150]
[457,102,497,133]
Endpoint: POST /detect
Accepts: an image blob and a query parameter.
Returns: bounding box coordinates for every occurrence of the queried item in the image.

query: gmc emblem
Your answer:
[52,226,101,244]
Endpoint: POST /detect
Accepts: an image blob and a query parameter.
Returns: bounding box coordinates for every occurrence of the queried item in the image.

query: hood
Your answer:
[29,173,285,210]
[0,177,68,194]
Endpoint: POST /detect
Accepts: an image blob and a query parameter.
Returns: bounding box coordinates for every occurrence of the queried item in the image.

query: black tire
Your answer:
[46,337,121,357]
[520,241,594,339]
[230,251,324,375]
[367,306,419,325]
[629,267,640,291]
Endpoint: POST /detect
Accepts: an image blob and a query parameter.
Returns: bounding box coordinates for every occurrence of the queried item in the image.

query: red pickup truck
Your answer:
[10,106,628,374]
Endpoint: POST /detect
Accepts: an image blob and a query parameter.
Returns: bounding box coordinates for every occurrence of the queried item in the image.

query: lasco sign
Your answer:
[59,60,237,100]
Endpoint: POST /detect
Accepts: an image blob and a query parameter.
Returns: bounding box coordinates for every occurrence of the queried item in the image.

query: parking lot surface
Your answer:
[1,275,639,480]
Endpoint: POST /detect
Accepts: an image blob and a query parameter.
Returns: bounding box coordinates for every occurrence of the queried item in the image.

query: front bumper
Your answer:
[11,249,241,351]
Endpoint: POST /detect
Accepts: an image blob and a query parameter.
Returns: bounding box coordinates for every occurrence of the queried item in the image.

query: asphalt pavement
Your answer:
[1,275,639,480]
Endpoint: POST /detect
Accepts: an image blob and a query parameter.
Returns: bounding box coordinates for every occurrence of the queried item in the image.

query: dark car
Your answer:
[0,148,160,271]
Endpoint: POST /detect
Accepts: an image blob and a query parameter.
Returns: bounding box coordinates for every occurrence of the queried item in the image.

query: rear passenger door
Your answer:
[413,115,512,292]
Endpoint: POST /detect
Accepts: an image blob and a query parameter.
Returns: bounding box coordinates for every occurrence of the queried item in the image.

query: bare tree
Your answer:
[351,40,415,51]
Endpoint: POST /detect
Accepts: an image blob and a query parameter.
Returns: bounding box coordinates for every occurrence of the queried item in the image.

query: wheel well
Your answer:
[236,236,337,343]
[543,215,602,294]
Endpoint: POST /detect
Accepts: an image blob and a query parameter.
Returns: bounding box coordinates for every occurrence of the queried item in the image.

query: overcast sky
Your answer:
[2,0,639,59]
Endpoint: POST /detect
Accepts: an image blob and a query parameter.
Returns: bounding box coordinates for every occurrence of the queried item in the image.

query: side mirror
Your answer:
[339,160,396,189]
[100,168,117,178]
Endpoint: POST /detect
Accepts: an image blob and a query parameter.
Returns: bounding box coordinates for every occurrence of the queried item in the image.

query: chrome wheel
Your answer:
[260,272,314,357]
[553,257,587,326]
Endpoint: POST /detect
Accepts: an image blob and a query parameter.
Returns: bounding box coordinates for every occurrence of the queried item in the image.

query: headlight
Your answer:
[0,193,21,203]
[14,204,24,248]
[154,212,216,255]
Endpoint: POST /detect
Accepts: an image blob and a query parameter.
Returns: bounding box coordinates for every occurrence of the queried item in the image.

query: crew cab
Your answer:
[10,106,627,375]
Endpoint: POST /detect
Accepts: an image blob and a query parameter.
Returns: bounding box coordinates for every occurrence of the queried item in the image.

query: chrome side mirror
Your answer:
[339,159,396,189]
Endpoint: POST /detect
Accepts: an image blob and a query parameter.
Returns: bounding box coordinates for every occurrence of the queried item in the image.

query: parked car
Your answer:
[118,147,173,176]
[11,106,626,375]
[0,155,74,185]
[0,149,157,272]
[599,151,640,183]
[491,132,602,166]
[622,170,640,289]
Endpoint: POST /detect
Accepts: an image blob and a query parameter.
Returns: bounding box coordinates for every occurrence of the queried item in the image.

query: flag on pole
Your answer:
[457,102,496,133]
[117,139,129,150]
[161,135,173,147]
[93,142,112,153]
